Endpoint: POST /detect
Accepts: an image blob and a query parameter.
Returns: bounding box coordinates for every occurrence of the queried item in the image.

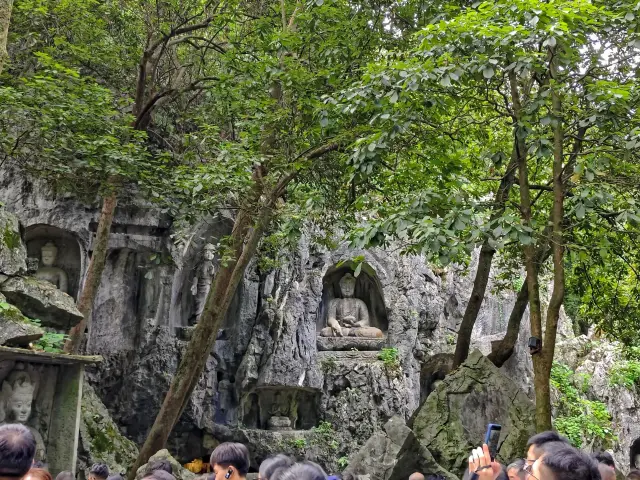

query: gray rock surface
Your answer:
[134,449,196,480]
[555,336,636,474]
[0,275,83,329]
[0,297,44,346]
[0,207,27,276]
[78,384,139,476]
[410,350,535,477]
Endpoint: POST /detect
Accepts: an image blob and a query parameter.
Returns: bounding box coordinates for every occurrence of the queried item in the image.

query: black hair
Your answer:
[89,464,110,480]
[526,431,570,449]
[627,470,640,480]
[55,472,75,480]
[541,445,601,480]
[147,461,173,475]
[267,467,288,480]
[259,455,294,480]
[210,443,250,476]
[0,423,36,478]
[593,452,615,468]
[278,462,327,480]
[107,475,124,480]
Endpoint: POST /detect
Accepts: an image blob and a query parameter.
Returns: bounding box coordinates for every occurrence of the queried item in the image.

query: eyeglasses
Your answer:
[522,461,539,480]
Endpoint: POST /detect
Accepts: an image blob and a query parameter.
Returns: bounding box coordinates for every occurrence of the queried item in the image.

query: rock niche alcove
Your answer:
[25,225,84,300]
[317,262,388,351]
[241,387,320,431]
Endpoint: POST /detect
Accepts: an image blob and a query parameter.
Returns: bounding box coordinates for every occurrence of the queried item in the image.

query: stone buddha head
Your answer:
[203,243,216,261]
[339,273,357,298]
[40,242,58,267]
[0,371,35,423]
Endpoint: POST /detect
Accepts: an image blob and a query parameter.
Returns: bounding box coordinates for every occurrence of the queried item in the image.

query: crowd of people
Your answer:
[1,422,640,480]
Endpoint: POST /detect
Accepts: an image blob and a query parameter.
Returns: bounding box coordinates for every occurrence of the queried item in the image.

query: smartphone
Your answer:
[484,423,502,460]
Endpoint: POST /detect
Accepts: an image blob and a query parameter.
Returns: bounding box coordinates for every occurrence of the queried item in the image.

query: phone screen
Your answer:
[485,424,502,460]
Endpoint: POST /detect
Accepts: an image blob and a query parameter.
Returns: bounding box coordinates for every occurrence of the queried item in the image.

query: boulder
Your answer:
[0,208,27,276]
[78,384,138,476]
[343,416,457,480]
[134,449,196,480]
[0,276,83,329]
[409,350,535,477]
[0,293,44,346]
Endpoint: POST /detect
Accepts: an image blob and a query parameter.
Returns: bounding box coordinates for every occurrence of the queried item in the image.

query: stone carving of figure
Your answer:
[0,369,46,461]
[635,453,640,470]
[191,244,216,323]
[320,273,383,338]
[267,391,292,431]
[35,242,68,293]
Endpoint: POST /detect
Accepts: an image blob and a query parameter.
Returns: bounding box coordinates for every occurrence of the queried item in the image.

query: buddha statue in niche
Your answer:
[35,242,69,293]
[0,369,46,461]
[320,273,383,338]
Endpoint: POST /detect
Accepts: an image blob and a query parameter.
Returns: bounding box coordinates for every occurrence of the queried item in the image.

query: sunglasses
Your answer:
[522,461,539,480]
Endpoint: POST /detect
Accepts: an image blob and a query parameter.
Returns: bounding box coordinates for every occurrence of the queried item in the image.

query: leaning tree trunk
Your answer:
[0,0,13,75]
[64,192,118,353]
[128,191,274,480]
[452,151,518,368]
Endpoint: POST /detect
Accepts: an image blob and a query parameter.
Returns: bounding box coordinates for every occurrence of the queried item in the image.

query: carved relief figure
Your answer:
[35,242,69,293]
[191,244,216,322]
[320,273,383,338]
[0,369,46,460]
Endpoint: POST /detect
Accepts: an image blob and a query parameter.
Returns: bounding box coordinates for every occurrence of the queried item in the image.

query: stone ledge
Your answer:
[317,350,381,361]
[317,336,387,351]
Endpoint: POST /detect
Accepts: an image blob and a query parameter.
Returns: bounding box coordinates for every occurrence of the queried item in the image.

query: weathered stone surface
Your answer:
[0,298,44,346]
[555,336,635,474]
[0,208,27,276]
[0,276,83,329]
[343,416,456,480]
[134,449,196,480]
[317,337,387,351]
[78,384,138,476]
[410,350,535,477]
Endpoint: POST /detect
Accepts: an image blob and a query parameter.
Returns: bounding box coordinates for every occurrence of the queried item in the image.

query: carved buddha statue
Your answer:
[0,370,46,461]
[320,273,383,338]
[35,242,69,293]
[191,243,216,323]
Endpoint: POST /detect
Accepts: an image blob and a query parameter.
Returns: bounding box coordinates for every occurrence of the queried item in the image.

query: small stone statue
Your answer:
[320,273,383,338]
[191,244,216,322]
[635,453,640,470]
[0,369,46,461]
[267,391,292,431]
[35,242,69,293]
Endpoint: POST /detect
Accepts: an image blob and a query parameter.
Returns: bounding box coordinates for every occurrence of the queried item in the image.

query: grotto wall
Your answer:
[0,168,539,471]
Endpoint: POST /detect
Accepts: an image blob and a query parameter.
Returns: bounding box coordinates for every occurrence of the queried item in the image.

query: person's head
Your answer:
[409,473,425,480]
[55,471,74,480]
[88,464,109,480]
[627,470,640,480]
[278,462,327,480]
[530,446,600,480]
[147,461,173,475]
[23,468,52,480]
[525,431,570,465]
[142,471,175,480]
[259,455,294,480]
[0,424,36,480]
[593,452,615,469]
[507,459,526,480]
[210,443,250,480]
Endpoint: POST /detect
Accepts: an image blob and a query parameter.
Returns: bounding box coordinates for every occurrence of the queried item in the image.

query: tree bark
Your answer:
[536,56,566,432]
[0,0,13,75]
[487,280,529,367]
[64,191,118,353]
[452,150,518,368]
[127,170,294,479]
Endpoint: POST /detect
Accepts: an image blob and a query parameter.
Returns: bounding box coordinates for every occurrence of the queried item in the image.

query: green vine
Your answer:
[551,362,616,449]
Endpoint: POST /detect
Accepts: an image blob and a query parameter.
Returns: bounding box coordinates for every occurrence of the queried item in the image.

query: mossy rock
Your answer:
[409,350,535,477]
[79,384,138,476]
[0,208,27,276]
[0,296,44,346]
[134,449,196,480]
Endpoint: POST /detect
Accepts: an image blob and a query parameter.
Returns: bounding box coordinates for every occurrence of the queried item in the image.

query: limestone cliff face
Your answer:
[0,169,535,468]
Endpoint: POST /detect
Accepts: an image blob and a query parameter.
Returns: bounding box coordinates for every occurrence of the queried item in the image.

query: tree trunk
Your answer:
[536,60,566,432]
[128,192,275,480]
[453,150,518,368]
[64,191,118,353]
[0,0,13,75]
[487,280,528,367]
